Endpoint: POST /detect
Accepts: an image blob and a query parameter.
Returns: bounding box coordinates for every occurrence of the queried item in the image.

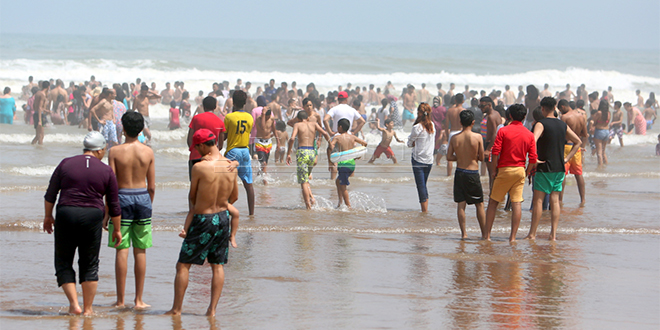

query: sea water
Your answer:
[0,34,659,329]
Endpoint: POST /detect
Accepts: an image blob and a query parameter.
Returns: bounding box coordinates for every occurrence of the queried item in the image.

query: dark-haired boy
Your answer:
[447,110,486,239]
[274,120,288,163]
[255,107,276,184]
[609,101,624,147]
[327,118,367,208]
[286,111,330,209]
[105,111,155,309]
[166,129,239,317]
[224,90,255,215]
[484,104,537,242]
[367,119,403,164]
[526,98,581,241]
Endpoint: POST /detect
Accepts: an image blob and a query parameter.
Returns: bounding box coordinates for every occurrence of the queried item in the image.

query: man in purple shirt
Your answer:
[43,131,122,315]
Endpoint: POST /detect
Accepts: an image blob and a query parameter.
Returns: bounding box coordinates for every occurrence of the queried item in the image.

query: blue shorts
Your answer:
[225,147,253,184]
[593,128,609,141]
[402,109,415,120]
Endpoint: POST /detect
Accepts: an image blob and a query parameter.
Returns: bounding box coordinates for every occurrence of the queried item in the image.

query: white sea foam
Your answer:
[0,165,56,176]
[2,59,658,107]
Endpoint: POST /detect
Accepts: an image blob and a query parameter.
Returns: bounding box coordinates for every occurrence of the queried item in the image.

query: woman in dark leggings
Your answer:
[43,131,123,315]
[407,103,436,212]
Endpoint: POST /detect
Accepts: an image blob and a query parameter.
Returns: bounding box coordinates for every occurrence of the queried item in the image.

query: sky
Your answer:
[1,0,659,49]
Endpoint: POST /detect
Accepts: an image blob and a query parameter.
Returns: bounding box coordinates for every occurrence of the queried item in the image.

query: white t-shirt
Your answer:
[326,103,362,131]
[407,123,436,164]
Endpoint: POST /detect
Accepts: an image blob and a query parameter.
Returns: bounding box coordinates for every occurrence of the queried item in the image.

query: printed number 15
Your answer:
[235,120,247,134]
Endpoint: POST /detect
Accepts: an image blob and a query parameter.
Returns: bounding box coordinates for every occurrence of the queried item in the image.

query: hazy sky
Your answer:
[1,0,658,49]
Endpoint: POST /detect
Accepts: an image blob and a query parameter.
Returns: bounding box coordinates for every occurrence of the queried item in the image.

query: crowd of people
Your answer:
[23,74,659,316]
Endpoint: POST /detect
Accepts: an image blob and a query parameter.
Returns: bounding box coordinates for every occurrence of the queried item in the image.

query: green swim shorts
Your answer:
[108,188,153,249]
[533,172,565,194]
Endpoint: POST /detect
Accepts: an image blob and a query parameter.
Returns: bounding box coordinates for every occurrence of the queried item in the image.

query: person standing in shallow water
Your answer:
[526,97,582,241]
[43,131,122,315]
[105,112,155,310]
[407,103,435,212]
[446,110,486,239]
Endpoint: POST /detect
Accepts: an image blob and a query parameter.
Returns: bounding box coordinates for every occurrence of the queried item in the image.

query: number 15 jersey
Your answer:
[224,110,254,153]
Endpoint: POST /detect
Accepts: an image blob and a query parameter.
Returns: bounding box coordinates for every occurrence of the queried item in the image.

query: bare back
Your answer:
[561,110,587,140]
[449,130,483,171]
[191,158,238,214]
[485,111,502,149]
[109,141,155,190]
[447,105,463,132]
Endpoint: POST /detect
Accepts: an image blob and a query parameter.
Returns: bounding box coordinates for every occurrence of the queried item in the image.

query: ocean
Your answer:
[0,34,659,329]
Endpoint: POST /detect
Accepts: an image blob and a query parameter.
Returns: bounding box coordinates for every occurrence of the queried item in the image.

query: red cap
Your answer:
[337,91,348,99]
[192,128,216,146]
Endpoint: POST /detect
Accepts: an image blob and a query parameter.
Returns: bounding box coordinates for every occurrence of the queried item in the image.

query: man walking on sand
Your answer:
[105,111,155,310]
[166,129,239,317]
[446,110,486,239]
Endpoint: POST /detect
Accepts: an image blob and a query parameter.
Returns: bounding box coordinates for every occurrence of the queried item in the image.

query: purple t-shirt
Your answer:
[44,154,121,217]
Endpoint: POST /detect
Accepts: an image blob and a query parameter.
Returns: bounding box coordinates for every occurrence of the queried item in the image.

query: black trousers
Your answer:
[54,206,103,286]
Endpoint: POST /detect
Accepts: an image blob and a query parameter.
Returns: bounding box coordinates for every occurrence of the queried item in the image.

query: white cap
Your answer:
[83,131,106,151]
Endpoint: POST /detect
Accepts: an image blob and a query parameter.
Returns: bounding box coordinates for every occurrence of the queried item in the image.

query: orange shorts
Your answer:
[490,167,525,203]
[564,145,582,175]
[373,145,394,159]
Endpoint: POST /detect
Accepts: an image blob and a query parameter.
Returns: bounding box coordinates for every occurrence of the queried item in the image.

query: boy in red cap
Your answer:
[166,128,240,317]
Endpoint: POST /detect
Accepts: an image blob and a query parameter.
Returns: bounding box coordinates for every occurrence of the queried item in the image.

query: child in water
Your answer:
[168,100,180,130]
[368,119,403,164]
[656,133,660,156]
[274,120,288,163]
[327,118,368,208]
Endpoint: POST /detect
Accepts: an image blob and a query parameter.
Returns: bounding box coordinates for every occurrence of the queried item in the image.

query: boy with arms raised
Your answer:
[166,129,239,317]
[327,119,367,208]
[446,110,486,239]
[105,112,155,309]
[286,111,330,209]
[367,119,403,164]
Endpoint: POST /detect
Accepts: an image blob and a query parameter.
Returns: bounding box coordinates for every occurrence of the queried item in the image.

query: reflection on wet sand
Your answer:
[443,240,582,328]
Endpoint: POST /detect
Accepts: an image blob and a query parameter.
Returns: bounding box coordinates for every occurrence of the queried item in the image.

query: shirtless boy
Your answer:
[255,108,277,183]
[446,110,486,239]
[31,81,49,145]
[327,119,367,208]
[609,101,624,147]
[286,111,330,209]
[274,120,288,163]
[166,129,239,317]
[105,112,155,309]
[445,93,466,175]
[402,85,417,127]
[91,92,119,148]
[132,85,161,142]
[643,100,656,129]
[558,99,587,206]
[480,96,502,190]
[367,119,403,164]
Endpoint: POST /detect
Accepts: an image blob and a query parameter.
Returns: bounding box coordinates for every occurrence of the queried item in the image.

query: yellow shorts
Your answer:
[490,166,525,203]
[564,145,582,175]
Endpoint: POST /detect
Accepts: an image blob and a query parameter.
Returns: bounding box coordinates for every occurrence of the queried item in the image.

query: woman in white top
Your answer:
[407,103,436,212]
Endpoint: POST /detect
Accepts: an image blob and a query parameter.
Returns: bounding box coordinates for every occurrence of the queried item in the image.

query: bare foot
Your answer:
[206,308,216,317]
[134,301,151,310]
[579,201,586,207]
[112,302,126,309]
[82,308,94,316]
[165,309,181,316]
[524,235,535,240]
[230,235,238,248]
[68,305,82,315]
[509,237,516,243]
[461,235,468,239]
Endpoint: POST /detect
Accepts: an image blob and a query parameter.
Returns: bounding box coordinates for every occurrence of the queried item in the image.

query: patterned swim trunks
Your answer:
[177,211,230,265]
[296,147,316,184]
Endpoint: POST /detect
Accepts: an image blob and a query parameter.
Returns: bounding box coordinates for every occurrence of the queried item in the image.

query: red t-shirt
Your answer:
[491,121,537,168]
[189,111,225,160]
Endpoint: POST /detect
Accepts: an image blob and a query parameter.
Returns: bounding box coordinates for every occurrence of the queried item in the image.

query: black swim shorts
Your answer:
[453,168,484,205]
